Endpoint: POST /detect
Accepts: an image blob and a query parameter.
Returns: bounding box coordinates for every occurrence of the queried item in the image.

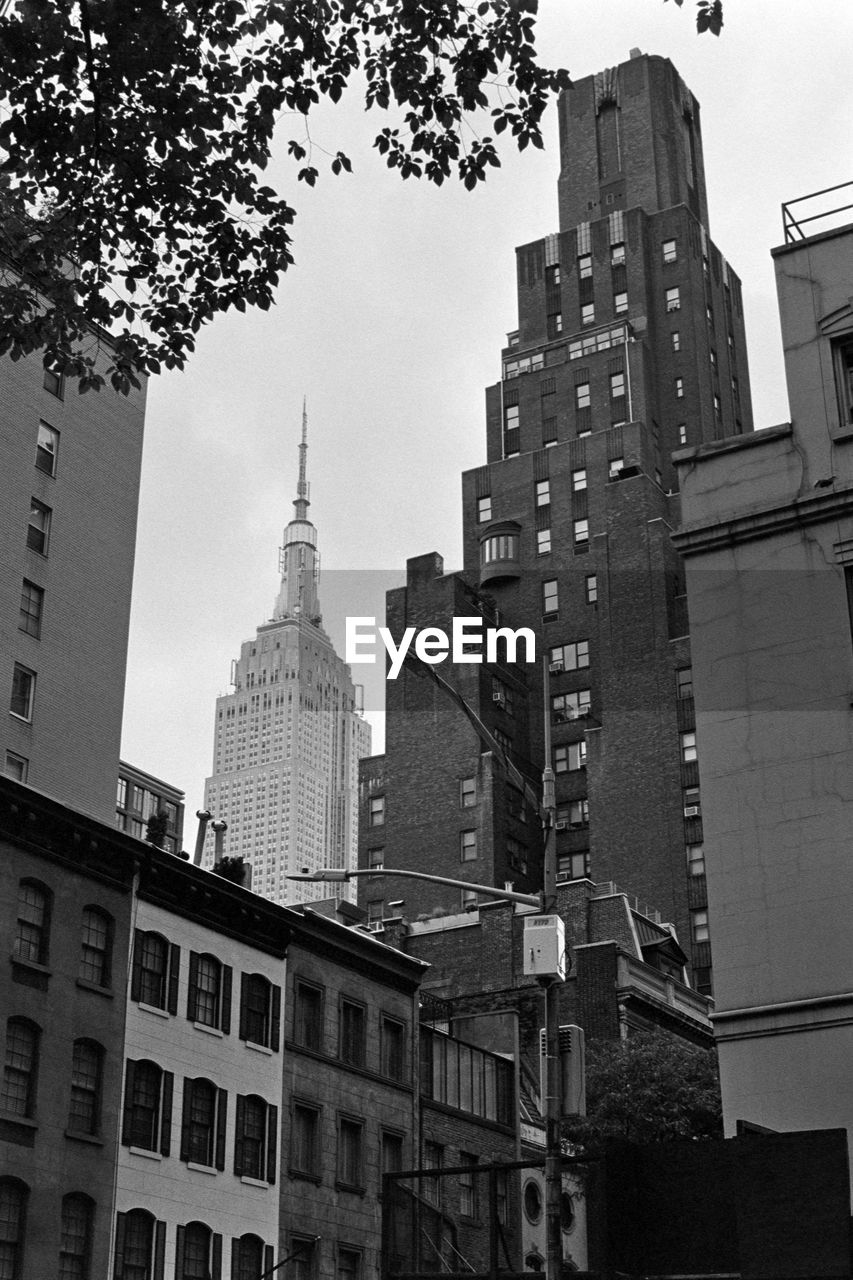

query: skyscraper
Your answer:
[360,53,753,991]
[204,407,371,903]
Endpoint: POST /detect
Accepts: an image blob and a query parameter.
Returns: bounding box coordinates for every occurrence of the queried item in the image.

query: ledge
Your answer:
[138,1002,170,1019]
[187,1161,217,1176]
[64,1128,104,1146]
[128,1145,162,1161]
[240,1175,269,1189]
[76,977,113,998]
[193,1021,224,1038]
[245,1041,273,1057]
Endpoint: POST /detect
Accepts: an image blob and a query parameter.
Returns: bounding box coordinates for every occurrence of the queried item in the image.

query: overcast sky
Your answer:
[120,0,853,827]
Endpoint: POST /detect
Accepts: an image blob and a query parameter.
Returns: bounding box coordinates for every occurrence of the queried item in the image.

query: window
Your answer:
[187,953,231,1031]
[554,741,587,773]
[710,348,717,369]
[477,495,492,523]
[552,690,591,723]
[337,1116,364,1189]
[4,753,27,782]
[680,731,697,762]
[535,480,550,506]
[234,1235,271,1280]
[577,254,592,279]
[339,999,366,1068]
[422,1141,443,1206]
[366,900,385,930]
[684,785,701,817]
[68,1040,102,1135]
[10,664,35,722]
[459,1154,478,1218]
[337,1247,362,1280]
[575,382,590,409]
[122,1060,173,1154]
[380,1017,405,1081]
[830,339,852,426]
[546,263,561,288]
[676,667,693,699]
[662,239,677,263]
[557,800,589,830]
[294,981,323,1052]
[235,1094,277,1183]
[573,518,589,547]
[714,393,722,419]
[131,930,179,1013]
[572,468,587,491]
[369,795,385,827]
[460,830,477,862]
[59,1194,92,1280]
[547,312,563,338]
[14,879,50,965]
[79,907,111,987]
[290,1102,321,1177]
[537,528,551,555]
[678,424,688,445]
[585,574,598,604]
[43,366,64,397]
[0,1181,27,1280]
[240,974,280,1050]
[549,640,589,672]
[687,844,705,876]
[368,847,384,869]
[691,909,710,944]
[460,888,479,911]
[542,580,558,616]
[381,1129,404,1179]
[288,1236,317,1280]
[481,531,519,566]
[503,402,519,442]
[610,371,625,400]
[1,1019,39,1117]
[675,377,684,398]
[706,302,713,325]
[665,287,680,312]
[176,1222,219,1280]
[460,777,476,808]
[558,851,590,881]
[580,303,595,327]
[671,331,680,352]
[613,291,628,315]
[180,1077,226,1170]
[610,242,625,267]
[608,457,624,479]
[35,421,59,475]
[18,581,43,638]
[113,1209,162,1280]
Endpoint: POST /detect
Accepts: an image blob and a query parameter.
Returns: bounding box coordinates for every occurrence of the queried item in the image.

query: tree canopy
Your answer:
[0,0,723,393]
[563,1031,723,1151]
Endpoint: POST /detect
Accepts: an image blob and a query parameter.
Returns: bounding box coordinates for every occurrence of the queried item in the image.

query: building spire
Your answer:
[274,400,321,623]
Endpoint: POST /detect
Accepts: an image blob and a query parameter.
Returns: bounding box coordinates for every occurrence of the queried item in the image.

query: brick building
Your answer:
[360,52,755,992]
[116,761,185,856]
[0,346,146,824]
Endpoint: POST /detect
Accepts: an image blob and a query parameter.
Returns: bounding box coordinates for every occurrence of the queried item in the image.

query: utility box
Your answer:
[523,914,566,980]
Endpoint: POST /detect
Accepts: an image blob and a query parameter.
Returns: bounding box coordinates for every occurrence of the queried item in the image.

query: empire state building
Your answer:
[202,406,371,903]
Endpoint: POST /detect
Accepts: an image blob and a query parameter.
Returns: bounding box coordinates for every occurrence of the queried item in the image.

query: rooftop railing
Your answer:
[782,180,853,242]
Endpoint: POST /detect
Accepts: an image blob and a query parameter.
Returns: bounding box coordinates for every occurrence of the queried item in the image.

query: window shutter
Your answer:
[153,1220,166,1280]
[160,1070,174,1156]
[266,1103,278,1185]
[175,1225,186,1280]
[231,1239,240,1276]
[168,943,181,1015]
[221,965,232,1034]
[121,1060,136,1145]
[264,1244,275,1275]
[239,972,249,1041]
[180,1078,193,1162]
[212,1233,222,1280]
[187,951,199,1020]
[234,1095,245,1176]
[130,930,143,1002]
[113,1212,127,1279]
[215,1088,228,1171]
[271,984,281,1052]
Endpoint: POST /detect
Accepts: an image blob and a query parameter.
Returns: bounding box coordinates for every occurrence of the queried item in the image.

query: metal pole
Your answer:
[541,658,562,1280]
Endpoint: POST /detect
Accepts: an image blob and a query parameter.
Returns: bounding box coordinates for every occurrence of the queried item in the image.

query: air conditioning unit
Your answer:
[493,692,505,705]
[549,662,564,675]
[684,805,701,818]
[555,820,568,831]
[367,921,385,934]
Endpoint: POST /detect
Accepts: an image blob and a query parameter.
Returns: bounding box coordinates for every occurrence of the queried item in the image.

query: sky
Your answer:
[120,0,853,826]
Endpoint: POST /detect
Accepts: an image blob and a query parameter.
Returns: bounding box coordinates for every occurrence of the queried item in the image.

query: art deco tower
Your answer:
[360,52,753,992]
[203,406,371,903]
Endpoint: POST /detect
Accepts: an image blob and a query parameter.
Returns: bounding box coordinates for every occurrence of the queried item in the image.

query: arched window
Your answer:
[114,1208,155,1280]
[131,932,172,1010]
[14,879,51,965]
[234,1234,264,1280]
[59,1193,93,1280]
[68,1041,103,1136]
[240,974,271,1046]
[1,1018,39,1117]
[0,1179,28,1278]
[79,908,112,987]
[181,1078,216,1167]
[122,1060,169,1153]
[234,1094,277,1184]
[177,1221,215,1280]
